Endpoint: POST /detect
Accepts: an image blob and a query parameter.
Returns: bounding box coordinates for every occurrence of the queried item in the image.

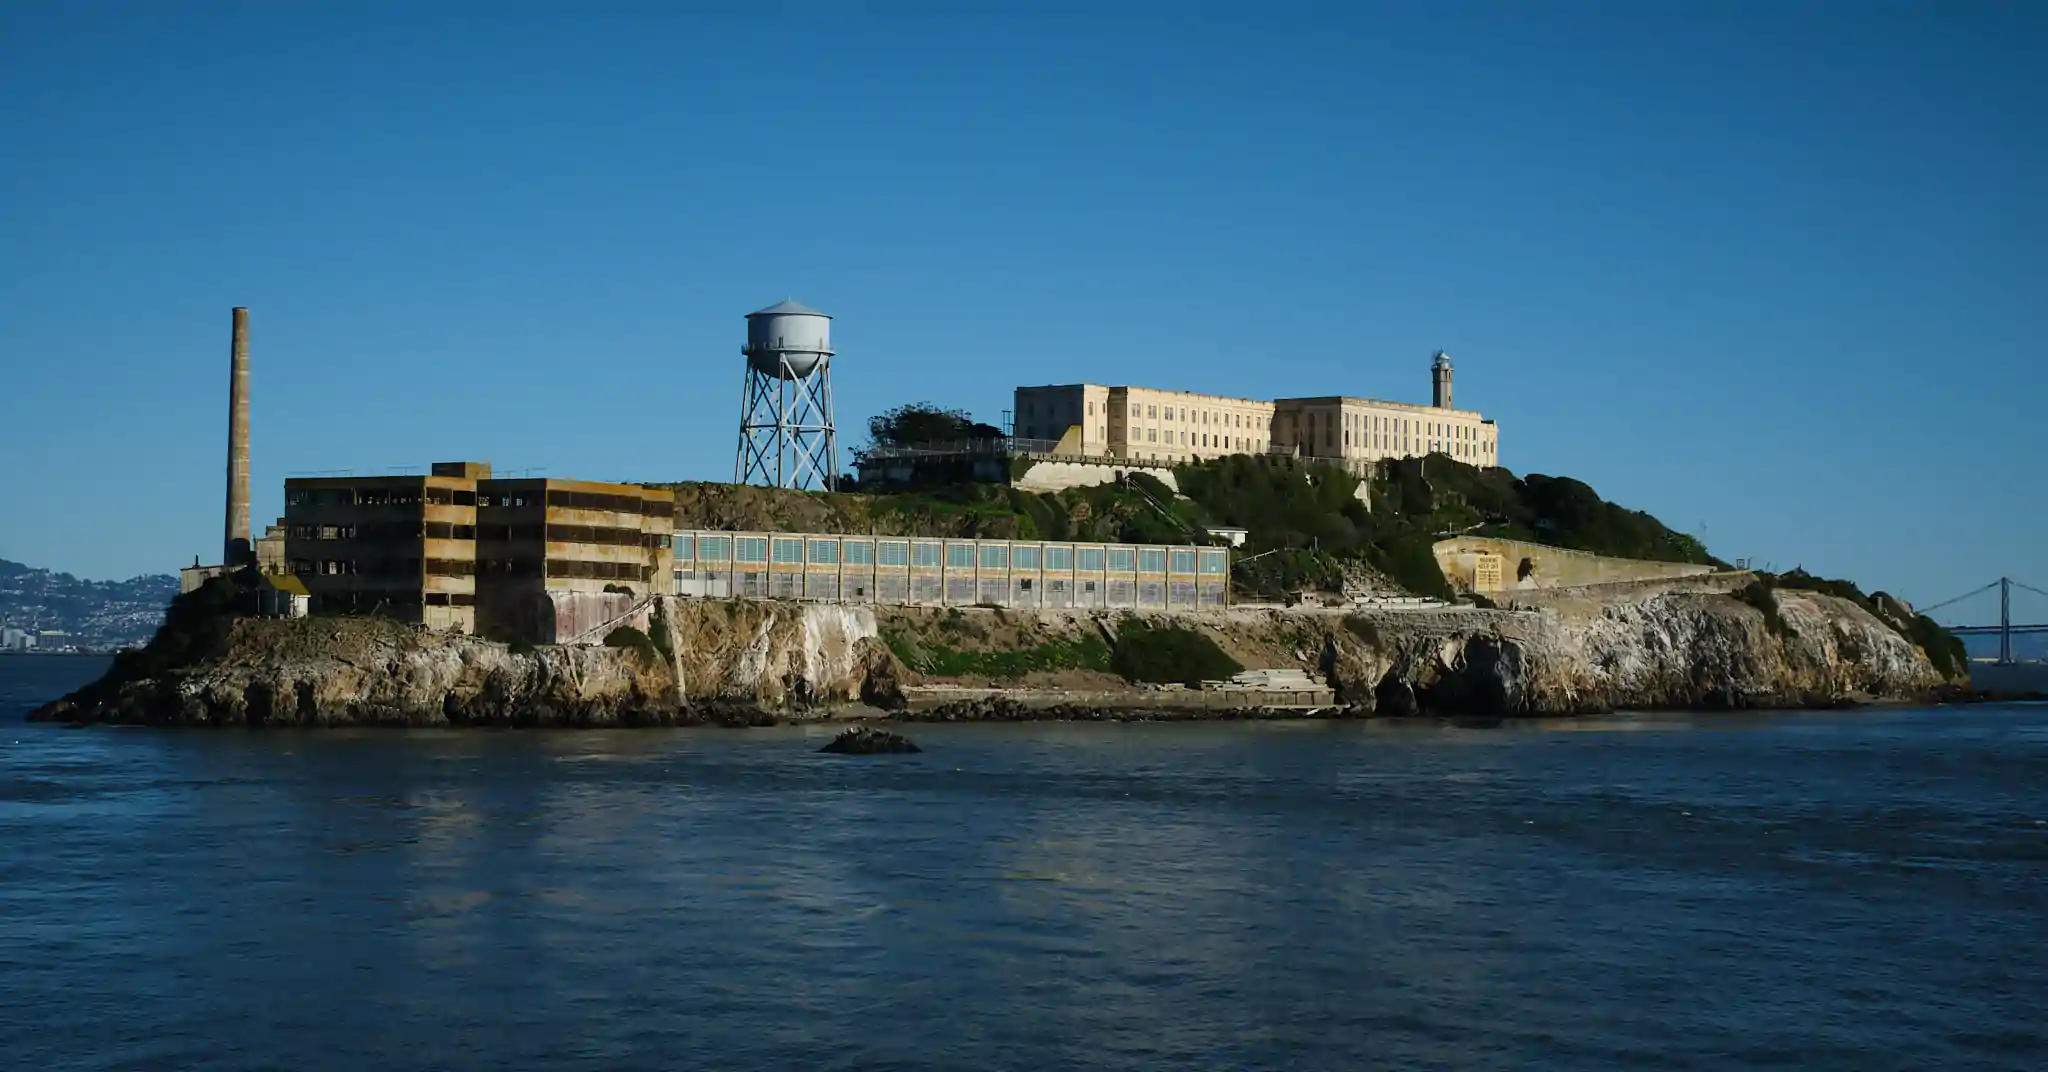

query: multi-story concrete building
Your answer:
[472,477,674,642]
[1272,395,1497,469]
[284,462,674,642]
[1015,384,1276,466]
[282,462,486,632]
[1013,351,1499,471]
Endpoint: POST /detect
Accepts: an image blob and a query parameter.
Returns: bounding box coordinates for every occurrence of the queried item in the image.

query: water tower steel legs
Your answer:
[734,356,837,491]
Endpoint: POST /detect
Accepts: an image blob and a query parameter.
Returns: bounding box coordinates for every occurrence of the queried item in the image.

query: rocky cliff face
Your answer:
[29,599,900,727]
[29,586,1947,727]
[1325,588,1943,717]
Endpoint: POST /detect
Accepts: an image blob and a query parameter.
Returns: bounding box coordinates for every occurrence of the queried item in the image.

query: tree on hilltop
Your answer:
[867,402,1003,448]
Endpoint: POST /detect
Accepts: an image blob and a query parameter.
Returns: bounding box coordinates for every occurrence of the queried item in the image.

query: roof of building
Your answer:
[747,298,829,318]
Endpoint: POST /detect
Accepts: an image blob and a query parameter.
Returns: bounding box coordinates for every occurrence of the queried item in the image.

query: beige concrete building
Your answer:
[1014,351,1498,471]
[1273,395,1498,470]
[1015,384,1274,466]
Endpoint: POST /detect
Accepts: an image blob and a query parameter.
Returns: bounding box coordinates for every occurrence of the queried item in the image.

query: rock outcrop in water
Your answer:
[819,726,922,754]
[29,581,1950,727]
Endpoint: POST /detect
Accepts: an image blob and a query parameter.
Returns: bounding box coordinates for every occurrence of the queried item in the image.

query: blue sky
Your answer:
[1,2,2041,624]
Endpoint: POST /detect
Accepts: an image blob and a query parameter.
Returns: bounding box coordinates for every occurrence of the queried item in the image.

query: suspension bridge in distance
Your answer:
[1920,577,2048,665]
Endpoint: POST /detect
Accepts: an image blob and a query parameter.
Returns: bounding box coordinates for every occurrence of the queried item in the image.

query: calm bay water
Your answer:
[3,656,2044,1070]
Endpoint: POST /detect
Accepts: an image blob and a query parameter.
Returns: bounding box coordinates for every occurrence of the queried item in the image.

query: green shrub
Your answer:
[1735,580,1789,636]
[881,626,1110,679]
[1110,617,1243,686]
[1908,614,1967,679]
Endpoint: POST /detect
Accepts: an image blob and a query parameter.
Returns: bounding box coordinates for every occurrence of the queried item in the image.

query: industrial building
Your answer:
[669,530,1229,610]
[1012,351,1499,472]
[283,462,674,641]
[282,463,486,632]
[471,475,675,642]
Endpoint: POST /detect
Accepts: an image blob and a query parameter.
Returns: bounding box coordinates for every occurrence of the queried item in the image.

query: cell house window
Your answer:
[700,536,731,561]
[735,538,769,564]
[1077,548,1104,572]
[843,541,874,566]
[808,540,838,565]
[1169,550,1196,574]
[1012,546,1041,571]
[772,539,804,564]
[878,541,910,567]
[1045,546,1073,571]
[946,543,974,569]
[674,535,695,561]
[1107,548,1135,572]
[1199,551,1227,575]
[978,544,1008,569]
[1138,548,1167,573]
[914,542,942,568]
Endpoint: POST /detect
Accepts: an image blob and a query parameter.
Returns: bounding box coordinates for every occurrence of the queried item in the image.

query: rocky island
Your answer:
[28,456,1968,727]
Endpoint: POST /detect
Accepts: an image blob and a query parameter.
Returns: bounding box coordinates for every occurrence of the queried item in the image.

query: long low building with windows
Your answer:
[669,531,1230,611]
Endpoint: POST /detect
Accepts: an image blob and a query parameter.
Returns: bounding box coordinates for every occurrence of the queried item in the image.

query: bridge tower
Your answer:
[2001,576,2012,665]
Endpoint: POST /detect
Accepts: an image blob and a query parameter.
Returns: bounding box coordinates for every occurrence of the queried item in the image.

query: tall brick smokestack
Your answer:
[224,306,251,566]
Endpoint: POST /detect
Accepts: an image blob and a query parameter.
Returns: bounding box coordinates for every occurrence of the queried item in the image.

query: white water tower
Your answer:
[735,298,839,490]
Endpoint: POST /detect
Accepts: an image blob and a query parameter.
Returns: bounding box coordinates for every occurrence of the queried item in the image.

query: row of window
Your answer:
[1130,403,1261,427]
[674,569,1230,609]
[675,534,1227,574]
[289,522,671,548]
[292,558,653,582]
[285,487,667,515]
[310,591,476,610]
[1137,428,1262,451]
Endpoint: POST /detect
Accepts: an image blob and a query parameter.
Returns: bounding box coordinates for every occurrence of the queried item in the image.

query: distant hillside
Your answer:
[0,559,175,652]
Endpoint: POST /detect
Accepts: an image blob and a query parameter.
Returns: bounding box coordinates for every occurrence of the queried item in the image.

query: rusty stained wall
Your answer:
[282,473,480,632]
[549,590,649,645]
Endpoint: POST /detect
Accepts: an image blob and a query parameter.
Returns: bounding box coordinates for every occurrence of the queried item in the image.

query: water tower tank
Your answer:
[743,299,833,379]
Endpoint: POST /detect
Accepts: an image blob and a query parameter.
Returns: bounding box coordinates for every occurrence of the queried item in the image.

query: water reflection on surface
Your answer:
[1,704,2045,1070]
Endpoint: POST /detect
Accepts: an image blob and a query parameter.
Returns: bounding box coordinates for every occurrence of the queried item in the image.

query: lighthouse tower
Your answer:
[1430,350,1453,409]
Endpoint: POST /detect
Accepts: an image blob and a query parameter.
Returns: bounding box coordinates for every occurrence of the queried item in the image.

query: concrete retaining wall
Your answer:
[1013,459,1180,493]
[1434,536,1717,594]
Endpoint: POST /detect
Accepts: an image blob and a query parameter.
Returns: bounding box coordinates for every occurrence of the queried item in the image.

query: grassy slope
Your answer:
[662,454,1713,602]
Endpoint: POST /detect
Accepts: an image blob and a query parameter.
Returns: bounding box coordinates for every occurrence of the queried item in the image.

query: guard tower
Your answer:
[1431,350,1454,409]
[735,298,839,490]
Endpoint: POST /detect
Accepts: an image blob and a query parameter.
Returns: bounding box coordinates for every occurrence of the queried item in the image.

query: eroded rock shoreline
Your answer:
[30,584,1960,728]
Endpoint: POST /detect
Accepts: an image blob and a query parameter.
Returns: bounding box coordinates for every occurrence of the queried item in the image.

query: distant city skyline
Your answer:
[1,3,2041,613]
